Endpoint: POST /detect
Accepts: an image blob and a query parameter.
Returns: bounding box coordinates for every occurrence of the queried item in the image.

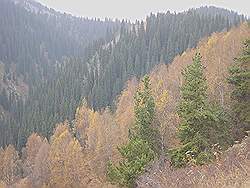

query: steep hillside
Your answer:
[0,0,119,107]
[8,7,246,150]
[137,135,250,188]
[0,0,118,84]
[85,23,250,186]
[0,0,120,147]
[107,23,250,151]
[86,8,246,110]
[0,23,248,188]
[104,23,249,186]
[0,0,249,186]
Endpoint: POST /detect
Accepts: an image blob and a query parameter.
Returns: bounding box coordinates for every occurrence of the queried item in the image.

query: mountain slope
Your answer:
[0,3,247,150]
[2,23,249,188]
[119,21,249,149]
[0,0,118,83]
[86,8,246,110]
[90,23,250,187]
[8,7,246,150]
[0,0,119,147]
[137,134,250,188]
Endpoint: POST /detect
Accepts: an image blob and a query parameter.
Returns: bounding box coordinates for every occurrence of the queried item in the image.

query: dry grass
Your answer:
[137,136,250,188]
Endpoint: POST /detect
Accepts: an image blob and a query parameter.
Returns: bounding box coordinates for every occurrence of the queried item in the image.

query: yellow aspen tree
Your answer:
[0,145,21,185]
[32,138,50,187]
[22,133,43,177]
[48,122,90,187]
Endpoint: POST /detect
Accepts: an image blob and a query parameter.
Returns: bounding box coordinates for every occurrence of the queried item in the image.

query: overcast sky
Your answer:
[36,0,250,21]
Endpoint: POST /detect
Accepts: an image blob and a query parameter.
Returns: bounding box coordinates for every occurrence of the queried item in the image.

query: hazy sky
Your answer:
[36,0,250,21]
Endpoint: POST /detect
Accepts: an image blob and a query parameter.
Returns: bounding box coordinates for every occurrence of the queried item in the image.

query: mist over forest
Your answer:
[0,0,249,187]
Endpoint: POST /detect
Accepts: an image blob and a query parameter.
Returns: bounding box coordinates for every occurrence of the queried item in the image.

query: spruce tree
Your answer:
[170,53,231,167]
[107,138,154,187]
[228,39,250,139]
[178,53,208,144]
[107,75,158,187]
[132,75,160,153]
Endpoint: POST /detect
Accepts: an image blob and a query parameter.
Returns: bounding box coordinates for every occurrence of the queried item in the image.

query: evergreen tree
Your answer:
[178,53,208,144]
[132,75,160,153]
[228,39,250,139]
[107,138,154,187]
[169,53,231,167]
[107,75,158,187]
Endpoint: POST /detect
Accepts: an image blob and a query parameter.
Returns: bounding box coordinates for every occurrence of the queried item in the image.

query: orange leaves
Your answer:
[22,133,43,177]
[48,123,87,188]
[0,145,21,185]
[142,24,250,150]
[31,139,50,187]
[0,181,6,188]
[153,79,169,112]
[115,78,138,129]
[16,133,50,187]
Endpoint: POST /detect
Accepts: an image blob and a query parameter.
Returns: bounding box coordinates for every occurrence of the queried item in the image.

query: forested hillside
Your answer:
[0,0,120,147]
[0,22,249,188]
[85,7,245,109]
[0,1,249,186]
[0,0,118,84]
[1,4,246,149]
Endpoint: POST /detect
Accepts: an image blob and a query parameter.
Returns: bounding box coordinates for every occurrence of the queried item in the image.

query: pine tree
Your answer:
[228,39,250,139]
[170,53,231,167]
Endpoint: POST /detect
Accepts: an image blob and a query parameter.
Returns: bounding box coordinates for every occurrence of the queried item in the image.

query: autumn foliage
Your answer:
[0,23,249,187]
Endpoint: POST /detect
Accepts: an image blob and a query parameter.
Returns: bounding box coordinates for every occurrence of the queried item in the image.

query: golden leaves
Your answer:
[0,145,21,185]
[154,79,169,112]
[48,123,87,188]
